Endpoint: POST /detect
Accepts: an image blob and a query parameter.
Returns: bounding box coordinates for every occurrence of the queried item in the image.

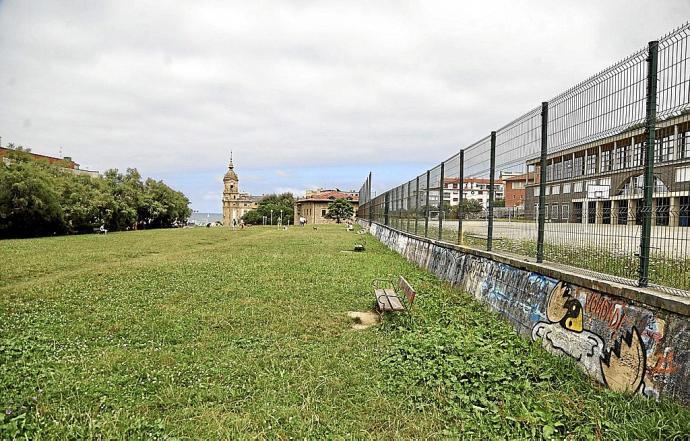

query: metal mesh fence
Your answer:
[357,23,690,297]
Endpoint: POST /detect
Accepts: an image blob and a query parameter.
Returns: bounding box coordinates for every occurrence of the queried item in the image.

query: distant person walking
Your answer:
[240,219,245,229]
[299,216,306,226]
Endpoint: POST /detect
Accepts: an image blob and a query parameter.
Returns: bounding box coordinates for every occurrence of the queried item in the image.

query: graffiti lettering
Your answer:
[585,292,626,331]
[648,348,678,376]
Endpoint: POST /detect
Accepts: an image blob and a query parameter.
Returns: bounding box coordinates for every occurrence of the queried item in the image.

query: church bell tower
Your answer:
[222,152,240,225]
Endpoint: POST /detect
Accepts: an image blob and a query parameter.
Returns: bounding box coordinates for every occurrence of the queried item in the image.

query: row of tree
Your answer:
[0,147,191,238]
[240,194,356,225]
[396,199,506,218]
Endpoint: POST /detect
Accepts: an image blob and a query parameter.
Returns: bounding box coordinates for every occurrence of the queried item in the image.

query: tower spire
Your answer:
[229,150,234,168]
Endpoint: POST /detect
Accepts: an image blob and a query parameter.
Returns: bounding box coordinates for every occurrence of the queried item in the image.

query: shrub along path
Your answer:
[1,225,689,439]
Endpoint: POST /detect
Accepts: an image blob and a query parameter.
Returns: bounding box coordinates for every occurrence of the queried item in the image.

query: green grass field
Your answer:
[2,225,689,439]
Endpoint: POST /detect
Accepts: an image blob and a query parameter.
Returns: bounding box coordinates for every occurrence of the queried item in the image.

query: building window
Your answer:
[680,129,690,159]
[622,144,632,168]
[533,187,540,197]
[554,161,562,180]
[614,146,623,170]
[563,183,571,194]
[601,150,612,172]
[551,185,560,195]
[512,181,525,189]
[656,134,675,163]
[586,154,597,174]
[632,141,643,167]
[562,204,570,220]
[550,205,558,220]
[676,166,690,183]
[564,159,573,178]
[573,181,583,193]
[574,156,584,177]
[321,209,327,217]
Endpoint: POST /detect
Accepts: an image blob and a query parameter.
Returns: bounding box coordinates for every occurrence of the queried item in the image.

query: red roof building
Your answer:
[294,189,359,225]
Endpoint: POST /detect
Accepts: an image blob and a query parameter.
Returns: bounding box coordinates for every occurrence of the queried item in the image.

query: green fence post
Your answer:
[424,170,430,237]
[439,161,445,240]
[458,150,464,245]
[415,176,420,235]
[487,131,496,251]
[536,102,549,263]
[639,40,659,287]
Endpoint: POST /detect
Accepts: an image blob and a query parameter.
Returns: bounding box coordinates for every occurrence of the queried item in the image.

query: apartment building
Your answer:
[443,177,505,209]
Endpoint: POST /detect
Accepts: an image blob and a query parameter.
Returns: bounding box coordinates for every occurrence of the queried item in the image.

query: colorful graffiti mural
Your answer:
[531,282,646,394]
[363,221,690,404]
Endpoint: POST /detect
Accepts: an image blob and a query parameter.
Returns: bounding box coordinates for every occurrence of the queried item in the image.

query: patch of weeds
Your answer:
[378,278,690,439]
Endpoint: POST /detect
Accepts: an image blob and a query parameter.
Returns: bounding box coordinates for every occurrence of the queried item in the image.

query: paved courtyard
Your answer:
[424,220,690,259]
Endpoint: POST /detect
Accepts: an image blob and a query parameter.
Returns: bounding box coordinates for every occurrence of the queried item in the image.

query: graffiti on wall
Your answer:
[531,282,647,393]
[361,220,690,403]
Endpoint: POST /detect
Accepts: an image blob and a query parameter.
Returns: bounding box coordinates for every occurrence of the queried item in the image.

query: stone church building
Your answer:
[222,156,259,226]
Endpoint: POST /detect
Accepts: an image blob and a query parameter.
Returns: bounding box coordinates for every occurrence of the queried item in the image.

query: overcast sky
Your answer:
[1,1,688,212]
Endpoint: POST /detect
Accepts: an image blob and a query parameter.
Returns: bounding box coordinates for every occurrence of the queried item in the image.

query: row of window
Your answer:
[534,180,603,196]
[545,130,690,182]
[301,208,328,217]
[534,168,690,197]
[536,204,571,220]
[445,184,506,191]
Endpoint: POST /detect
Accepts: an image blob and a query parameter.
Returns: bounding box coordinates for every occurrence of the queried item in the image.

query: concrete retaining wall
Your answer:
[362,220,690,404]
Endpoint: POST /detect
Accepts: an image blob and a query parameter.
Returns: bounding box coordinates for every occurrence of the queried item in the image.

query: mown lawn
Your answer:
[1,225,689,439]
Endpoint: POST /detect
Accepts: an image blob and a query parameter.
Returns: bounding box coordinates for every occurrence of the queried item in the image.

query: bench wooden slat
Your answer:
[375,288,405,312]
[398,276,416,306]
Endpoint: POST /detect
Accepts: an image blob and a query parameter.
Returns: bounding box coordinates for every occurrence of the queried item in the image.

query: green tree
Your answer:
[242,193,294,225]
[463,199,483,214]
[102,169,138,231]
[58,173,111,233]
[0,159,66,238]
[143,178,192,228]
[241,209,264,225]
[325,198,354,223]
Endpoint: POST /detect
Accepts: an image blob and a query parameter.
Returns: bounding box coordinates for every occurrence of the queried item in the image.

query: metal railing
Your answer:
[357,23,690,297]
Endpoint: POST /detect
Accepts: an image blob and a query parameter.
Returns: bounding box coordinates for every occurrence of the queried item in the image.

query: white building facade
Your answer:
[443,177,505,209]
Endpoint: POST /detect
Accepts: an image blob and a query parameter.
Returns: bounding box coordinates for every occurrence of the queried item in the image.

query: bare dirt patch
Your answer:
[347,311,380,330]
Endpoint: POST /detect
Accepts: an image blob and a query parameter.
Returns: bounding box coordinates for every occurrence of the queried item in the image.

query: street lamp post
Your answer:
[270,210,273,225]
[280,209,283,226]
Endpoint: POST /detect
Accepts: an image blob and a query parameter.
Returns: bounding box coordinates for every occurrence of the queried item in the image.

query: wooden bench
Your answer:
[93,227,107,235]
[373,276,417,313]
[354,236,366,252]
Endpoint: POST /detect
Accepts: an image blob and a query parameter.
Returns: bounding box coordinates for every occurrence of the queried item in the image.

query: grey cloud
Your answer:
[0,0,688,186]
